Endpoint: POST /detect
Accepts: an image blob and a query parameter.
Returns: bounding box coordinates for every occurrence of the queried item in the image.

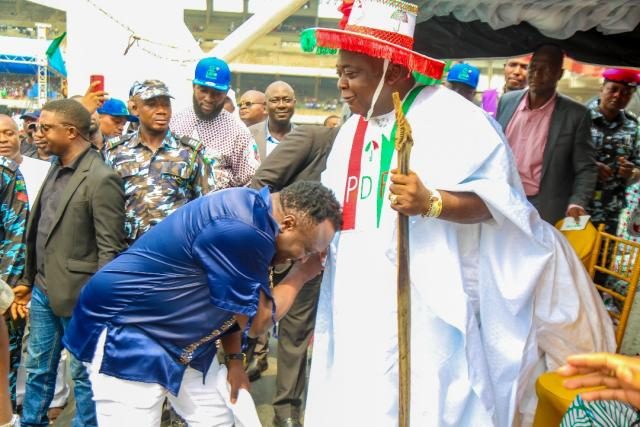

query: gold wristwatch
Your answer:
[421,189,443,218]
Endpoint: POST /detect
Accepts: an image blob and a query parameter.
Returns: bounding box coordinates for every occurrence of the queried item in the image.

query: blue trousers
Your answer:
[21,287,97,427]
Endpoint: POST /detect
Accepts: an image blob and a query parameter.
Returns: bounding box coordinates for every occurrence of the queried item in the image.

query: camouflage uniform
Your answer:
[0,156,28,407]
[104,130,219,244]
[587,98,640,232]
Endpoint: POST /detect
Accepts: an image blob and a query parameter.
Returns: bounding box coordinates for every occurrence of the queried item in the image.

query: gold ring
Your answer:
[390,194,398,205]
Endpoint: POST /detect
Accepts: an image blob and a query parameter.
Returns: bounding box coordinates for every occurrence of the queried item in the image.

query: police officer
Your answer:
[587,68,640,233]
[104,80,218,244]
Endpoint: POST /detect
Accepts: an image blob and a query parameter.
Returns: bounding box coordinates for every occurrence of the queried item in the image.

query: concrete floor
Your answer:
[53,338,286,426]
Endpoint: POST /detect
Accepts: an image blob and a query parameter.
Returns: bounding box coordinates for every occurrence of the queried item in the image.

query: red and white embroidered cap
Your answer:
[300,0,444,80]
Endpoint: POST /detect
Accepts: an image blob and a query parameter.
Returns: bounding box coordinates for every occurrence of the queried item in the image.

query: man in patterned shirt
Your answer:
[171,57,260,188]
[586,68,640,232]
[0,157,28,407]
[104,80,218,244]
[0,156,27,288]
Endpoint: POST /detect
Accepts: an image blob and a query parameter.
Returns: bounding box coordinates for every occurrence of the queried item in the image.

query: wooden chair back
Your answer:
[587,223,640,349]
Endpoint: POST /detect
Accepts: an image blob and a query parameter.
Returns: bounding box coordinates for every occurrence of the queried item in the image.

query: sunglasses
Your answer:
[238,101,265,109]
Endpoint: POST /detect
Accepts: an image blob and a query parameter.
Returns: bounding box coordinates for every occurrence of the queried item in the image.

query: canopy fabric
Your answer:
[412,14,640,67]
[417,1,640,39]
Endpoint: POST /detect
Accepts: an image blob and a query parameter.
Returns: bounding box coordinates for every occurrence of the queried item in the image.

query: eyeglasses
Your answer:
[238,101,265,109]
[268,97,295,105]
[33,123,76,133]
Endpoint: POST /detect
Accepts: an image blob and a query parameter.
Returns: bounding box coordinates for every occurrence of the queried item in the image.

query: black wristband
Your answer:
[224,352,246,364]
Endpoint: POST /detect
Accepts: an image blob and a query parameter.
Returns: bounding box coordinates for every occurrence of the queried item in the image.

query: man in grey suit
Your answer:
[250,124,338,427]
[246,81,298,382]
[497,44,597,224]
[13,99,126,427]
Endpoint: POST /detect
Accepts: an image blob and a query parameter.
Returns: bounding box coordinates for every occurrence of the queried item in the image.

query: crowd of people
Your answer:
[0,75,64,102]
[0,77,34,100]
[0,0,639,426]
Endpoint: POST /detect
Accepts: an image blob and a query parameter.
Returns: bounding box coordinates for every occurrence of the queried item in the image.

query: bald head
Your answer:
[265,81,296,127]
[241,90,264,101]
[238,90,267,127]
[0,114,18,131]
[265,81,294,99]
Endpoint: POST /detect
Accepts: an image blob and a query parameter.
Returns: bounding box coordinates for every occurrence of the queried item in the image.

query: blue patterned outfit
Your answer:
[0,156,29,407]
[562,395,640,426]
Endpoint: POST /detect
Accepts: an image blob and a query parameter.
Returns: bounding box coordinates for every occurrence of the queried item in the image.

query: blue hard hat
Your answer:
[446,63,480,90]
[97,98,138,122]
[193,57,231,92]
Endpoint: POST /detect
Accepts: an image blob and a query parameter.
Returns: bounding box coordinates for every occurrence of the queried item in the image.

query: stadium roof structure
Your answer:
[0,35,64,75]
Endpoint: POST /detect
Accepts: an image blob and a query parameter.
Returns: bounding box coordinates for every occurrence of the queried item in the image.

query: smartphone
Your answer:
[90,75,104,92]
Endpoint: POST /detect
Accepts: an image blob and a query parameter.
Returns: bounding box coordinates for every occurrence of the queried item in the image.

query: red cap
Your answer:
[602,68,640,87]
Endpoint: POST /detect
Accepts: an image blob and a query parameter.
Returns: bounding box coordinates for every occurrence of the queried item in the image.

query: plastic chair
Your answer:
[554,218,598,268]
[533,224,640,426]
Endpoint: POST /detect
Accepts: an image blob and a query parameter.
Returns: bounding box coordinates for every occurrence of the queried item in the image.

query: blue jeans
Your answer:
[21,287,97,427]
[7,317,25,409]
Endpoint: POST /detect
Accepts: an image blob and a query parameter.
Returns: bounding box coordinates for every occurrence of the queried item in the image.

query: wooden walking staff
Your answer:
[392,91,413,427]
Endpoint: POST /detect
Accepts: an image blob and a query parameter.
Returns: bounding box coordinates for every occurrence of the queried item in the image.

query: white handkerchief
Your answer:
[215,364,262,427]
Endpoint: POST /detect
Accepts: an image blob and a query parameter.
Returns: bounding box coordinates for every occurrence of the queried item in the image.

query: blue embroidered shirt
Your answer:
[63,187,278,395]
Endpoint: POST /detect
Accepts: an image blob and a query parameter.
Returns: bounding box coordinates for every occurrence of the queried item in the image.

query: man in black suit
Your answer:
[14,99,126,427]
[497,44,597,224]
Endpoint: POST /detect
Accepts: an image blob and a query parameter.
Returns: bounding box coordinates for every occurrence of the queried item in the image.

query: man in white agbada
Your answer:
[301,1,615,426]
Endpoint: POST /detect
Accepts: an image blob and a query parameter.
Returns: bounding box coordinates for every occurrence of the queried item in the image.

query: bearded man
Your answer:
[171,57,260,189]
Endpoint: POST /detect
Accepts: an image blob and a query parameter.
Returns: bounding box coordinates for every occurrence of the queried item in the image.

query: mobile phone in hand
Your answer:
[90,75,104,92]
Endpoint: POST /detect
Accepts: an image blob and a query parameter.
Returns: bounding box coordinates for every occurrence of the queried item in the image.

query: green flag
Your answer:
[46,32,67,77]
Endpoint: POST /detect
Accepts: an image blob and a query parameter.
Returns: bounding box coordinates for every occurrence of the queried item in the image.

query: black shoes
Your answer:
[273,416,302,427]
[245,356,268,382]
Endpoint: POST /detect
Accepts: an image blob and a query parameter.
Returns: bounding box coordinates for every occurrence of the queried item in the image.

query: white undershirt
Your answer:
[19,155,51,208]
